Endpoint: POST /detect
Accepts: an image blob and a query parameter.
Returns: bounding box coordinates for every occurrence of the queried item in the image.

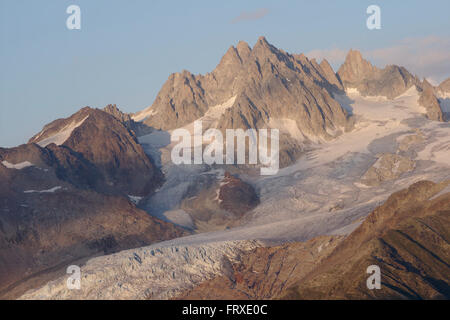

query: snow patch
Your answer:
[133,108,158,122]
[163,209,194,229]
[128,195,143,205]
[1,160,34,170]
[24,186,62,193]
[268,118,305,141]
[37,116,89,147]
[430,184,450,200]
[176,96,237,135]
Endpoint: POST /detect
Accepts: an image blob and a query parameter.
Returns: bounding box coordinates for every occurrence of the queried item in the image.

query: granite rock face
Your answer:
[418,85,445,121]
[337,49,419,99]
[438,78,450,93]
[140,37,350,147]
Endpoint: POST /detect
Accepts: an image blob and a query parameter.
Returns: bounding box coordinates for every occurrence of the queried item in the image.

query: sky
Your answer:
[1,0,450,147]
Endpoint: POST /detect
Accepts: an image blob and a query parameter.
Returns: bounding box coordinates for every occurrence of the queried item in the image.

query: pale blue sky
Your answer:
[1,0,450,147]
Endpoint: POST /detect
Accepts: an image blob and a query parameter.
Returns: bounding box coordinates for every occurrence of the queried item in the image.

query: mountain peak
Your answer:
[236,40,251,60]
[253,36,275,52]
[346,49,364,62]
[438,77,450,92]
[319,58,333,72]
[257,35,269,44]
[338,49,376,83]
[218,45,242,65]
[236,40,250,50]
[319,59,344,91]
[421,78,434,91]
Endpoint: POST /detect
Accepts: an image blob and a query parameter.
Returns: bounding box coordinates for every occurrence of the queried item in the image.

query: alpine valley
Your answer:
[1,37,449,300]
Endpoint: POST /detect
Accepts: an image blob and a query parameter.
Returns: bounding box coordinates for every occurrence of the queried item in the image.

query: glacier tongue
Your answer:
[20,240,260,300]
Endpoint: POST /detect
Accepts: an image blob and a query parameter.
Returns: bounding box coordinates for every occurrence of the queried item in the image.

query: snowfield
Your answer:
[37,116,89,147]
[1,160,34,170]
[24,186,62,194]
[21,88,450,299]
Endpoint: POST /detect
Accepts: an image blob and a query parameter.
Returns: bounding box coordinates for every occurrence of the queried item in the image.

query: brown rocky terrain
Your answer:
[0,187,184,299]
[337,49,419,99]
[283,180,450,299]
[29,107,162,196]
[0,108,186,299]
[438,78,450,93]
[318,58,345,92]
[178,171,259,232]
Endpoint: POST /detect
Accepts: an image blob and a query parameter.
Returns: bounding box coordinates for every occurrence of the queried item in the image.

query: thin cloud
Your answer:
[365,36,450,83]
[306,48,347,65]
[231,8,269,24]
[306,36,450,83]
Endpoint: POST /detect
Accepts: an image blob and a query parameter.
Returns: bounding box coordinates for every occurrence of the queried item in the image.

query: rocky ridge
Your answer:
[337,50,445,121]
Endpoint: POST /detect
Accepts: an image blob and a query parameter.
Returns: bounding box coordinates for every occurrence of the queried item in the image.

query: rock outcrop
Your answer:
[218,172,259,215]
[418,84,445,121]
[29,107,162,196]
[361,153,416,186]
[337,49,419,99]
[318,59,345,92]
[178,171,259,232]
